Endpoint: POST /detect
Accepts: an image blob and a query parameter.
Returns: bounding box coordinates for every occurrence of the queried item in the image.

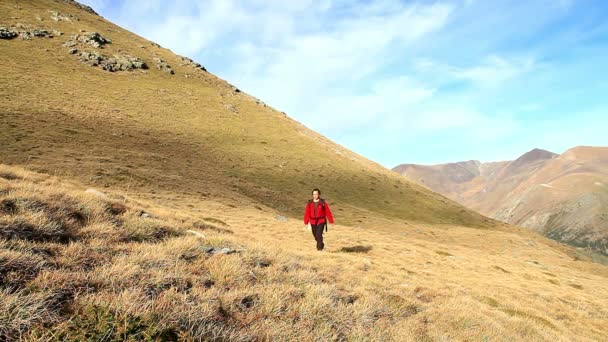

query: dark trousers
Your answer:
[310,221,326,250]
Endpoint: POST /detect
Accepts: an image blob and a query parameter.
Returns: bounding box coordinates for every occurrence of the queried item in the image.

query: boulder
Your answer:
[102,55,148,72]
[2,24,54,40]
[200,245,237,255]
[49,10,79,22]
[179,55,207,72]
[68,31,111,48]
[153,57,174,74]
[76,50,148,71]
[0,27,17,39]
[61,0,98,15]
[78,50,103,66]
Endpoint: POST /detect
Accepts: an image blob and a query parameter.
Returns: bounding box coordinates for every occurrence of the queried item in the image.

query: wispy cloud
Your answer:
[82,0,608,167]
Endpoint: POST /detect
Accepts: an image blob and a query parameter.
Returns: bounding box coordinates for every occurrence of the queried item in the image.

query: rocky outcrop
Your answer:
[64,31,111,48]
[49,10,79,22]
[78,51,148,72]
[61,0,98,15]
[0,24,61,40]
[0,27,17,39]
[179,55,207,72]
[153,57,174,74]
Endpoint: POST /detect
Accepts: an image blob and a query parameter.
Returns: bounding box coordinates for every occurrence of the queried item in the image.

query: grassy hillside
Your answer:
[1,165,607,340]
[2,1,608,340]
[0,0,494,229]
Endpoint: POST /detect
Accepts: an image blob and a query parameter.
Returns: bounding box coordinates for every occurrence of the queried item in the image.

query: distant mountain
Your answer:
[393,146,608,255]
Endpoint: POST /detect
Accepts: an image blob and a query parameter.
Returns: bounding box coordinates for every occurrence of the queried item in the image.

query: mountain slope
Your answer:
[0,0,493,229]
[1,164,607,341]
[393,147,608,254]
[1,1,608,340]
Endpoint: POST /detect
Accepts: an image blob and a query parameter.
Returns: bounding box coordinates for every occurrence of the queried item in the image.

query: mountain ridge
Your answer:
[393,146,608,254]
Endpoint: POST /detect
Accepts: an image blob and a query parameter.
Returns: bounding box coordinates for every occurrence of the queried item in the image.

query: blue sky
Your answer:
[81,0,608,168]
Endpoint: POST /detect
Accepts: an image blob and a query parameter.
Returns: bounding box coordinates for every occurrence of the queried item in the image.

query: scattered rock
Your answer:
[102,54,148,72]
[63,39,77,47]
[200,245,238,255]
[29,28,52,38]
[275,215,288,222]
[78,50,103,66]
[68,48,78,54]
[179,55,207,71]
[2,24,56,40]
[255,99,267,107]
[153,57,174,74]
[67,31,111,48]
[0,27,18,40]
[49,10,79,22]
[61,0,98,15]
[136,210,154,219]
[77,51,148,72]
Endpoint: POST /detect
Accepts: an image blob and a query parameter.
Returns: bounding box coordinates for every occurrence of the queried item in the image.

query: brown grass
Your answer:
[0,164,607,341]
[1,1,607,340]
[0,0,497,230]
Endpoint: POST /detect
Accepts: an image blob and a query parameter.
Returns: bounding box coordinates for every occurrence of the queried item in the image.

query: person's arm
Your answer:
[325,201,335,224]
[303,203,310,225]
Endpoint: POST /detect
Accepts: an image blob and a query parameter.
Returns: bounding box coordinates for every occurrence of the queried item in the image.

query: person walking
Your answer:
[303,188,334,251]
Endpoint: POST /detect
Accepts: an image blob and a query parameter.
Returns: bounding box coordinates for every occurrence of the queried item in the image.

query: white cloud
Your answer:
[413,55,537,89]
[78,0,606,166]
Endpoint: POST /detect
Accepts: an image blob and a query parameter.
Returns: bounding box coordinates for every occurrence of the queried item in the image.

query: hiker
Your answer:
[303,188,334,251]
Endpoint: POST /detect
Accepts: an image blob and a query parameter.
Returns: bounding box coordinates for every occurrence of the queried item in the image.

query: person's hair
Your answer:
[312,188,321,195]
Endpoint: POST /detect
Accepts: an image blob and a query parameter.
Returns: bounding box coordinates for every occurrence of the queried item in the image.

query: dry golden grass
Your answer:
[0,0,494,229]
[1,165,607,341]
[1,1,608,341]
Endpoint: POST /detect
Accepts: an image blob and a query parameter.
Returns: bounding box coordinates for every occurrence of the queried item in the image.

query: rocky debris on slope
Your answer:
[49,10,79,22]
[0,27,18,39]
[64,31,111,48]
[255,99,268,107]
[136,210,154,219]
[0,24,61,40]
[179,55,207,72]
[77,50,148,72]
[153,57,174,74]
[200,245,238,255]
[62,0,98,15]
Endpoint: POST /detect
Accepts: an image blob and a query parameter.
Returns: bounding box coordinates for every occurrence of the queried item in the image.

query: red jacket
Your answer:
[304,199,334,225]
